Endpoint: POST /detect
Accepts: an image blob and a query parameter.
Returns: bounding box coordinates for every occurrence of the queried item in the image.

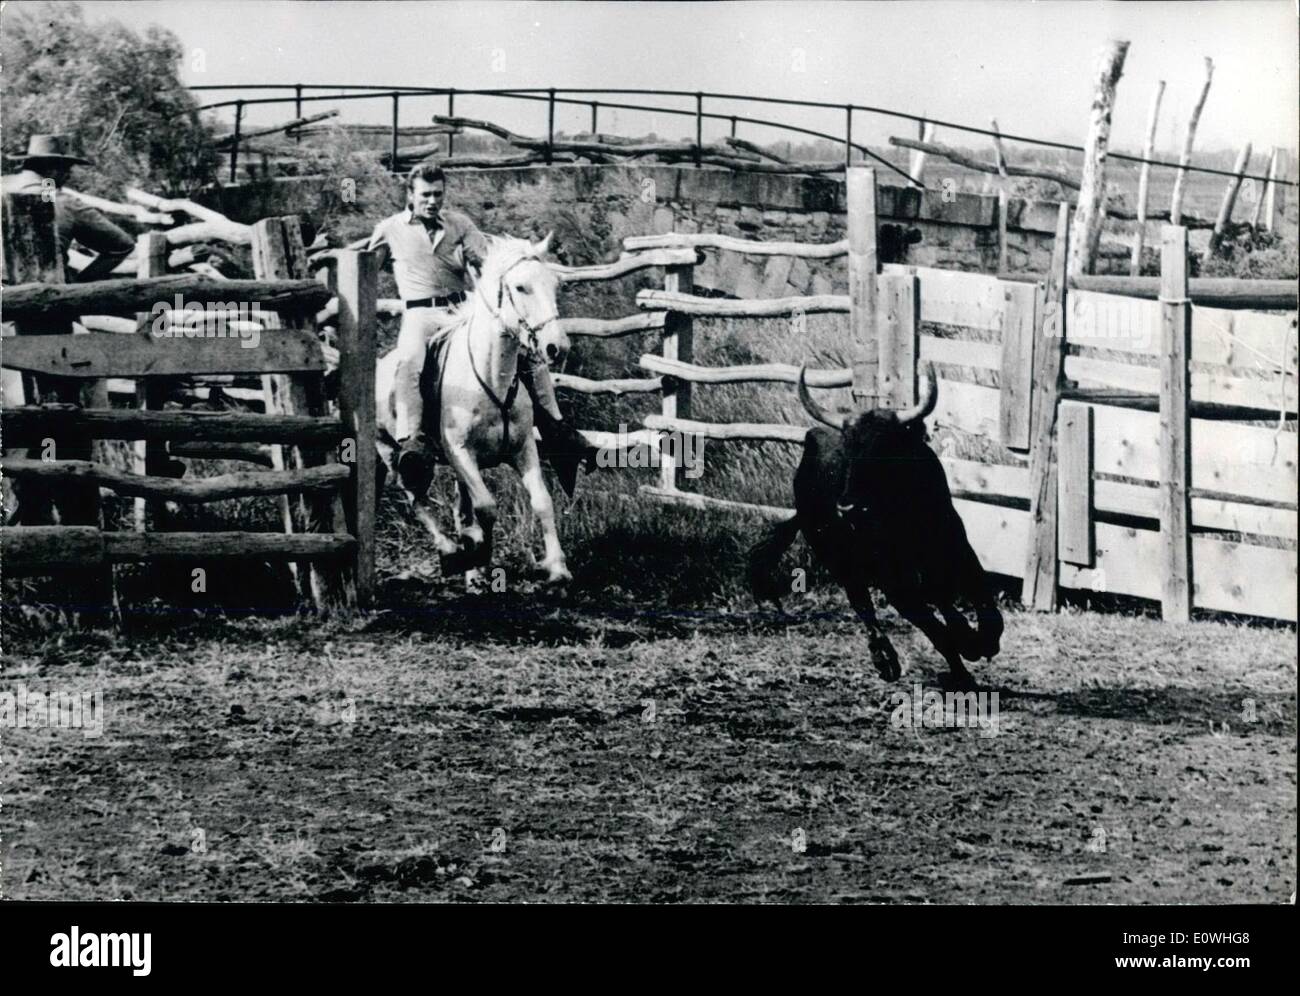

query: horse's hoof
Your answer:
[543,567,573,587]
[464,569,489,595]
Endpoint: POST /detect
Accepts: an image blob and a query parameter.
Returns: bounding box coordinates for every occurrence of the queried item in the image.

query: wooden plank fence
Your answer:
[551,166,1298,623]
[1,195,377,616]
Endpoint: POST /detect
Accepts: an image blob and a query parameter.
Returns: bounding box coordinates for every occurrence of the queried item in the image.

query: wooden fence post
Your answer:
[659,262,694,491]
[1068,39,1129,278]
[1262,148,1289,234]
[1159,225,1192,622]
[2,191,113,621]
[1131,79,1166,276]
[335,249,378,607]
[1057,400,1094,566]
[1170,57,1214,226]
[1209,143,1253,253]
[1021,202,1072,610]
[998,281,1038,451]
[253,216,356,611]
[876,272,919,409]
[134,231,170,532]
[847,166,879,409]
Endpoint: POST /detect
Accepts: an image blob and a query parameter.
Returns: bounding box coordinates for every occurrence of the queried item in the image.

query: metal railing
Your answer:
[187,83,1297,191]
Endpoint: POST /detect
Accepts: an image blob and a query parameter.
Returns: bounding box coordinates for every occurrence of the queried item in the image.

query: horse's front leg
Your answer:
[378,436,458,556]
[512,435,571,585]
[443,444,496,575]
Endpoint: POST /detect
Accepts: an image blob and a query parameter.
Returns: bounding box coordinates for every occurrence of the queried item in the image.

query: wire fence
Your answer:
[187,83,1297,191]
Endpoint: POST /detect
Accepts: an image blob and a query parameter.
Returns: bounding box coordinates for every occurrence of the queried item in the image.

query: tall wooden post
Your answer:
[1021,203,1072,610]
[1250,148,1278,231]
[659,262,694,491]
[2,191,112,621]
[876,272,919,410]
[1262,149,1289,234]
[847,166,879,409]
[1169,57,1214,226]
[1131,80,1166,276]
[1159,226,1192,622]
[990,118,1010,273]
[1209,143,1253,253]
[134,231,170,531]
[336,249,378,606]
[1068,39,1129,279]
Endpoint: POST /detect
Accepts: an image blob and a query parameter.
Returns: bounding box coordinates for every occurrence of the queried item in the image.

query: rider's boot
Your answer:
[519,356,599,499]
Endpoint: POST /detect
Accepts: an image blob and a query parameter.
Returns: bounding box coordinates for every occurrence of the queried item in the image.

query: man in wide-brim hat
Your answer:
[3,134,135,281]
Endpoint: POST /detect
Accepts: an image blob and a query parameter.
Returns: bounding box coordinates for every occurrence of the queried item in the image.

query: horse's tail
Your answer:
[747,513,802,608]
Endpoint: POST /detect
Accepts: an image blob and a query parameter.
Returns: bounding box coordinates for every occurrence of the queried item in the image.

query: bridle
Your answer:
[465,251,559,461]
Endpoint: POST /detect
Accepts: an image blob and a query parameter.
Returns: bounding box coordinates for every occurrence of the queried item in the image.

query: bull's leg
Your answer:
[892,597,977,689]
[839,575,900,682]
[938,603,983,661]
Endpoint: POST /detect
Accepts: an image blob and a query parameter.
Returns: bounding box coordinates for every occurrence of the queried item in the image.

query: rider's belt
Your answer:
[405,291,465,311]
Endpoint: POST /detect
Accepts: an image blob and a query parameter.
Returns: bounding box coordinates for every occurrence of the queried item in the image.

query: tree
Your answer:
[1,2,219,196]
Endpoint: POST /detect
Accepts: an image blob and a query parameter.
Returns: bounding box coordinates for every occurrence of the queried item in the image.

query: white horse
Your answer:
[375,233,572,586]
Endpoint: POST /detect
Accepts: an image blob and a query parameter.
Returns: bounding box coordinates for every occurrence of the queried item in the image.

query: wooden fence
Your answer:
[1,195,378,615]
[554,167,1298,623]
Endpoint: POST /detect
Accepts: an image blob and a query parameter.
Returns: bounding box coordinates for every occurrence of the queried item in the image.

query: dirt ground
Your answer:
[2,580,1294,904]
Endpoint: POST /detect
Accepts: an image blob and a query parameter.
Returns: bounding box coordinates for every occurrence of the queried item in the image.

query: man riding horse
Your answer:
[366,163,596,497]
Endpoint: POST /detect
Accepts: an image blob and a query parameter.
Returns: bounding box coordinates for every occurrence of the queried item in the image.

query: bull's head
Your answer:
[797,364,939,518]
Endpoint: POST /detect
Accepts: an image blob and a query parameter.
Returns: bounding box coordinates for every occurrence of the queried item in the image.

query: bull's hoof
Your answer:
[440,546,489,577]
[869,638,901,681]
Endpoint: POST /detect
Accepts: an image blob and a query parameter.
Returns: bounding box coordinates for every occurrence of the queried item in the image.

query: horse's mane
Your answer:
[425,234,546,346]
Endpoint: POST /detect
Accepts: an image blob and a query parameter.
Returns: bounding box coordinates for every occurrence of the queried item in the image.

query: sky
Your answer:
[22,0,1300,156]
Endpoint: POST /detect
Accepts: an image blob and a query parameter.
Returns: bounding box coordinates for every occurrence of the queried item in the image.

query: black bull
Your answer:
[748,365,1003,685]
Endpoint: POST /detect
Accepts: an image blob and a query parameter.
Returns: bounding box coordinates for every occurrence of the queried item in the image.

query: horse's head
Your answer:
[481,232,568,364]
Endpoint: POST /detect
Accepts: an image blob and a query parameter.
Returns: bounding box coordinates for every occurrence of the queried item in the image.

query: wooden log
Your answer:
[215,110,340,147]
[643,413,808,444]
[1022,203,1072,610]
[624,232,848,259]
[335,249,378,607]
[577,427,665,451]
[2,406,345,446]
[63,188,173,226]
[553,248,702,282]
[2,457,349,502]
[1159,226,1193,622]
[3,275,330,322]
[1250,148,1277,230]
[876,272,919,409]
[639,355,852,387]
[724,136,791,163]
[105,530,354,563]
[1068,40,1129,278]
[2,192,113,617]
[1209,143,1253,253]
[552,373,663,395]
[168,441,275,467]
[1057,401,1094,566]
[2,330,325,379]
[163,220,254,247]
[1262,149,1288,233]
[557,312,668,338]
[432,114,756,161]
[1170,57,1214,225]
[1131,80,1166,276]
[659,262,694,492]
[2,526,106,574]
[999,281,1038,450]
[639,485,796,521]
[847,167,879,409]
[889,136,1081,190]
[636,290,849,316]
[997,273,1298,309]
[134,232,171,532]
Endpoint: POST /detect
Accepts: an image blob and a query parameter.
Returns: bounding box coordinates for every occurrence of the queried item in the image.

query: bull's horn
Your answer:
[895,364,938,426]
[797,366,845,431]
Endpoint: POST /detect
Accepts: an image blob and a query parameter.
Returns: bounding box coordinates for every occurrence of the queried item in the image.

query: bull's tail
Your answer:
[748,513,802,608]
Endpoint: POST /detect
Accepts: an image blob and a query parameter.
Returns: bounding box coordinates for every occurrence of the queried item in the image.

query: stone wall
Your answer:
[200,164,1130,300]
